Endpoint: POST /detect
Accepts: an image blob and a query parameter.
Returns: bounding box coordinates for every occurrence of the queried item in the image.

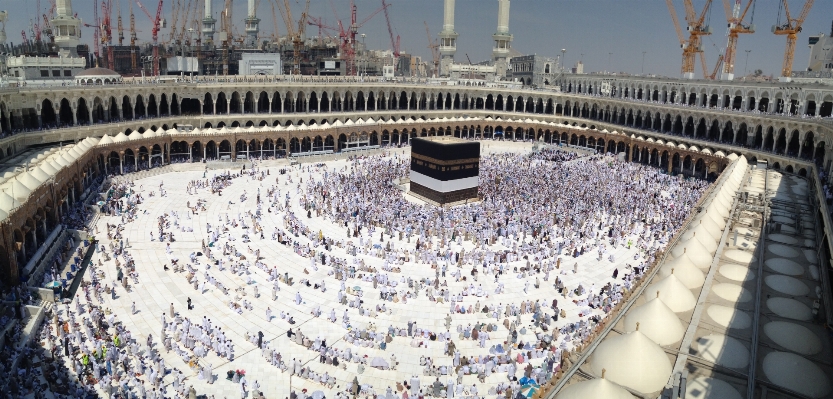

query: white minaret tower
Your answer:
[52,0,82,56]
[438,0,458,77]
[0,11,7,44]
[245,0,261,48]
[492,0,513,78]
[202,0,217,44]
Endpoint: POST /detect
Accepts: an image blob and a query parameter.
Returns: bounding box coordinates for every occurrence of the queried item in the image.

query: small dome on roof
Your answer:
[0,191,20,213]
[76,67,121,77]
[98,135,114,145]
[30,167,50,182]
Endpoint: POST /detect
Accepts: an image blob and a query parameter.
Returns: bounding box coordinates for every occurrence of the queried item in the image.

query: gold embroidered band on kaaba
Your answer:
[412,152,480,166]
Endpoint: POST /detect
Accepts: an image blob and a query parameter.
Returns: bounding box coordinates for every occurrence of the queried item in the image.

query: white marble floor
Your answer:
[83,143,645,398]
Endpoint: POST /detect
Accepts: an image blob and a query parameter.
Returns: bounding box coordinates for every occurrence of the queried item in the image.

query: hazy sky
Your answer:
[6,0,832,78]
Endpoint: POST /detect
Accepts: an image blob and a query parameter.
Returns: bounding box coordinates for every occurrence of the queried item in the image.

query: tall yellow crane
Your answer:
[176,0,194,43]
[269,0,280,42]
[708,54,724,79]
[666,0,715,79]
[130,2,138,71]
[219,0,233,44]
[424,21,439,77]
[277,0,310,74]
[773,0,815,78]
[721,0,755,78]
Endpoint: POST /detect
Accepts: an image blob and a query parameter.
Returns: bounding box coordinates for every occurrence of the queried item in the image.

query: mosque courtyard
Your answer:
[59,141,709,398]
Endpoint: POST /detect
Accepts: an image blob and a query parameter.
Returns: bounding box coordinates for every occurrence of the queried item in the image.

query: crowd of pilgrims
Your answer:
[7,146,710,399]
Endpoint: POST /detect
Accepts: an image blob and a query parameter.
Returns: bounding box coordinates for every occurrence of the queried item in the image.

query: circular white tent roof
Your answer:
[762,351,831,398]
[555,377,635,399]
[644,275,697,312]
[695,334,749,368]
[623,297,685,345]
[763,321,822,355]
[589,330,672,394]
[684,376,742,399]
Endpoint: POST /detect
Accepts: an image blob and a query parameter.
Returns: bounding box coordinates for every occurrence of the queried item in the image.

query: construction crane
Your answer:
[381,0,399,69]
[41,14,54,42]
[708,54,724,79]
[20,30,27,44]
[279,0,310,74]
[773,0,815,78]
[176,0,194,43]
[136,0,164,76]
[33,0,42,42]
[93,0,101,61]
[269,0,280,42]
[666,0,715,79]
[130,3,137,70]
[101,0,114,67]
[169,0,179,44]
[219,0,233,44]
[425,21,439,77]
[720,0,755,79]
[117,1,124,45]
[308,0,387,76]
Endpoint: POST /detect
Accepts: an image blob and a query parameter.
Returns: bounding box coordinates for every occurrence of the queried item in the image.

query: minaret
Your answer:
[202,0,217,44]
[0,11,7,44]
[438,0,458,77]
[52,0,82,56]
[492,0,513,78]
[245,0,261,48]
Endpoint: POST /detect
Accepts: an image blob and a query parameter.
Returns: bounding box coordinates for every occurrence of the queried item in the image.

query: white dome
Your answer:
[706,305,752,329]
[669,246,713,269]
[644,275,696,312]
[712,283,753,303]
[762,352,831,398]
[6,179,31,201]
[623,297,685,345]
[555,377,635,399]
[128,131,144,140]
[0,190,21,212]
[681,226,718,252]
[39,162,58,175]
[766,297,813,321]
[658,258,705,289]
[684,376,742,399]
[589,330,672,394]
[113,132,129,142]
[18,172,42,191]
[670,238,709,259]
[763,321,822,355]
[29,167,50,182]
[694,334,749,368]
[98,135,115,145]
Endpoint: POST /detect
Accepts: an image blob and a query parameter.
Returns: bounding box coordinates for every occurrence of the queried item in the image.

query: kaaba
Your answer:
[409,137,480,205]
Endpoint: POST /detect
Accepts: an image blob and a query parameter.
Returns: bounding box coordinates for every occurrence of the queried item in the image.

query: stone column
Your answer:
[119,153,124,174]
